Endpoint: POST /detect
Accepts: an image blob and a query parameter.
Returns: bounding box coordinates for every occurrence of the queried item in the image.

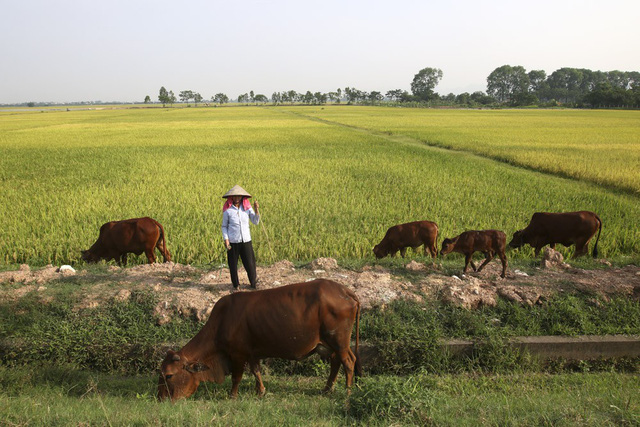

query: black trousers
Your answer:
[227,241,257,288]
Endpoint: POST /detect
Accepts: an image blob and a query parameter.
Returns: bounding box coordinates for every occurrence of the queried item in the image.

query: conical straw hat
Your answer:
[222,185,252,198]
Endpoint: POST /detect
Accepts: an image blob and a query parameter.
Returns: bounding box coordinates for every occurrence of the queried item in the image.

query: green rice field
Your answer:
[1,106,639,266]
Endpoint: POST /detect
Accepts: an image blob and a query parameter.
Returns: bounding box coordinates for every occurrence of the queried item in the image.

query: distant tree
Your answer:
[237,93,249,104]
[179,90,194,104]
[443,93,456,102]
[287,90,298,104]
[584,81,634,108]
[528,70,547,98]
[344,87,365,104]
[368,91,383,104]
[168,90,176,106]
[254,94,268,103]
[158,86,170,107]
[470,91,495,105]
[301,91,314,104]
[193,92,203,106]
[410,67,443,101]
[486,65,530,104]
[385,89,405,102]
[249,90,255,103]
[314,92,327,104]
[144,95,151,104]
[545,68,584,104]
[212,93,229,104]
[455,92,471,105]
[271,92,282,105]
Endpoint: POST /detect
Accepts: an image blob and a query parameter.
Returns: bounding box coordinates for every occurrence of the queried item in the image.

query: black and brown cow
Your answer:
[82,217,170,265]
[158,279,361,401]
[508,211,602,258]
[441,229,508,278]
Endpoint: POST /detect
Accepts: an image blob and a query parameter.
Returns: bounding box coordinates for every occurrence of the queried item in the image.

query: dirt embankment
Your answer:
[1,250,639,325]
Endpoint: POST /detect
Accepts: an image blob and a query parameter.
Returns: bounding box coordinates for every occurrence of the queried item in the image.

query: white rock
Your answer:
[58,265,76,273]
[514,269,529,277]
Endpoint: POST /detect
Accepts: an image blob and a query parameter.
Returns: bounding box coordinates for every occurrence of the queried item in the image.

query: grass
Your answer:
[1,106,639,267]
[0,365,638,426]
[293,106,640,195]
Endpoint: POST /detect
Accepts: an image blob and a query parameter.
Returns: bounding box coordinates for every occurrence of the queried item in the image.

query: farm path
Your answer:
[277,108,640,198]
[2,255,639,325]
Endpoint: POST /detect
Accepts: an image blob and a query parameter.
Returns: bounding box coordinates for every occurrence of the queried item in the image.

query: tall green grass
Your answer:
[295,106,640,194]
[1,107,638,266]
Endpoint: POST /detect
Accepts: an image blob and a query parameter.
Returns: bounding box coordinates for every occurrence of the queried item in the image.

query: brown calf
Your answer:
[441,230,508,278]
[373,220,438,260]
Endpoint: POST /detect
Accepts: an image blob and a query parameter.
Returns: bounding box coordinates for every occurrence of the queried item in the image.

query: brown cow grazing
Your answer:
[81,217,170,265]
[441,230,508,278]
[373,220,438,260]
[508,211,602,258]
[157,279,361,401]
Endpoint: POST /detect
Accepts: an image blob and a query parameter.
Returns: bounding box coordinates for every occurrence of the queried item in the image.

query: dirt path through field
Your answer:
[2,251,639,324]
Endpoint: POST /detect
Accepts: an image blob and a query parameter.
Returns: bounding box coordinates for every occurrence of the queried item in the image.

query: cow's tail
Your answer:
[592,214,602,258]
[353,296,362,381]
[153,219,171,262]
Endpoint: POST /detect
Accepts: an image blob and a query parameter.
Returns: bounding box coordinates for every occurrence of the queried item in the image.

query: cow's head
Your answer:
[373,244,387,259]
[81,249,100,263]
[440,237,457,256]
[157,350,210,402]
[508,230,526,249]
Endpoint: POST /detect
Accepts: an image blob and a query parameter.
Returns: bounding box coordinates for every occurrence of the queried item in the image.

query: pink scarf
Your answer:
[223,197,252,212]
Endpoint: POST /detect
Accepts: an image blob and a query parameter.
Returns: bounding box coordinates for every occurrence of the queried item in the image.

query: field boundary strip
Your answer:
[275,108,640,199]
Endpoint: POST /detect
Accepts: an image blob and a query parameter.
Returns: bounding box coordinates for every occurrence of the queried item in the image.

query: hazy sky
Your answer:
[2,0,639,103]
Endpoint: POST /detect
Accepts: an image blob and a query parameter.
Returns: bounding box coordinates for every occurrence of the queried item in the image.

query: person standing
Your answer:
[221,185,260,290]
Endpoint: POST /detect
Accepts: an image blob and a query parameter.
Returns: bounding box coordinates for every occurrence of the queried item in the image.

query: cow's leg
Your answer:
[323,353,342,394]
[400,247,407,258]
[463,254,474,273]
[477,252,494,272]
[156,239,170,263]
[498,251,508,278]
[249,360,266,396]
[573,242,588,258]
[144,244,157,263]
[534,246,542,257]
[338,349,357,392]
[229,361,245,398]
[427,244,438,267]
[120,254,128,265]
[550,243,556,250]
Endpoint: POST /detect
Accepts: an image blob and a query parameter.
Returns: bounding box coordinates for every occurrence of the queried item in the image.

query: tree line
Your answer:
[152,65,640,109]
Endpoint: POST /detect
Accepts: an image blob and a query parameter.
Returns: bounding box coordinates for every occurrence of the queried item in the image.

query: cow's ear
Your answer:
[166,350,181,362]
[185,362,209,373]
[209,354,229,384]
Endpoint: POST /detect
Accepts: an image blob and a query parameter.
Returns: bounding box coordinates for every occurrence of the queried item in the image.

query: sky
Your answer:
[1,0,639,104]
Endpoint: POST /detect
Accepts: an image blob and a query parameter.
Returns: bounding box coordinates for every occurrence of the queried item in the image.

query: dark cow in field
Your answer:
[81,217,171,265]
[373,220,438,261]
[508,211,602,258]
[158,279,361,401]
[440,230,508,278]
